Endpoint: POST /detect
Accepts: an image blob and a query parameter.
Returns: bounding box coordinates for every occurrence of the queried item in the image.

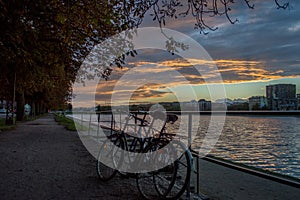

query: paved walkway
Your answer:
[196,159,299,200]
[0,115,299,200]
[0,115,139,200]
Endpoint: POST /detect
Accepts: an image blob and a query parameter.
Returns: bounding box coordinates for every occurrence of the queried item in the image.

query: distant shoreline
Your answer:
[175,111,300,116]
[70,110,300,116]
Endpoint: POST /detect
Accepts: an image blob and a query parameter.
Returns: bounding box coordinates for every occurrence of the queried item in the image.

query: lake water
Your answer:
[71,113,300,179]
[194,115,300,179]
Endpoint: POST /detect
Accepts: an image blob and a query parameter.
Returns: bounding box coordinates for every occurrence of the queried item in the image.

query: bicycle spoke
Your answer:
[97,135,124,181]
[153,140,192,199]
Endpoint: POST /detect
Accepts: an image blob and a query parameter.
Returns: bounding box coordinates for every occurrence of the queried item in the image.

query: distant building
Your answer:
[297,94,300,110]
[182,100,198,111]
[248,96,268,110]
[224,99,248,110]
[266,84,297,110]
[213,98,234,111]
[211,102,227,111]
[198,99,211,111]
[232,98,248,105]
[215,98,233,106]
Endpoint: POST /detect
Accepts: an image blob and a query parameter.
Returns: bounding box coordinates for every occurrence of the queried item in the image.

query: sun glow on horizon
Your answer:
[72,57,300,107]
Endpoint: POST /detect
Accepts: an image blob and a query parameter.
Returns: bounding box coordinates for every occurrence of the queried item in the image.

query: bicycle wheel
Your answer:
[117,136,143,178]
[154,140,192,200]
[136,142,162,199]
[97,134,124,181]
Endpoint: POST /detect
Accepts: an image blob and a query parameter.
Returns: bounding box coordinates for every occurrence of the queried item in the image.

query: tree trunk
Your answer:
[41,101,44,114]
[36,101,39,115]
[32,101,36,117]
[16,91,25,121]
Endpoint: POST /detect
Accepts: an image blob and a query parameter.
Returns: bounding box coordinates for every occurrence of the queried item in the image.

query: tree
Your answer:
[97,0,288,36]
[0,0,127,120]
[0,0,289,121]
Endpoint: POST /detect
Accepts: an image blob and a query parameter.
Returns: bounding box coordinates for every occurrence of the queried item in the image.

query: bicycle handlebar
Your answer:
[114,109,178,124]
[127,113,149,125]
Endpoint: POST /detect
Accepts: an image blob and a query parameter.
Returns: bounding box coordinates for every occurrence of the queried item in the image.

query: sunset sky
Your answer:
[76,1,300,106]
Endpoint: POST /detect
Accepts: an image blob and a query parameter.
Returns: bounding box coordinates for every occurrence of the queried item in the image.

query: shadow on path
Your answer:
[0,114,140,200]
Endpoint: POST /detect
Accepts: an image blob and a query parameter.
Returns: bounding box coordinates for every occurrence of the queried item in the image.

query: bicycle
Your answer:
[96,110,193,199]
[136,113,192,200]
[97,111,148,181]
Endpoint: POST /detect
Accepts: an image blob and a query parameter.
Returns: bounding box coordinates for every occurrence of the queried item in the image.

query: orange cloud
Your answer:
[74,58,299,105]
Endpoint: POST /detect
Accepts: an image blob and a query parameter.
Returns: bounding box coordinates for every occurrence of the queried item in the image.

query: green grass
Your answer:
[0,118,16,132]
[54,114,89,131]
[54,114,77,131]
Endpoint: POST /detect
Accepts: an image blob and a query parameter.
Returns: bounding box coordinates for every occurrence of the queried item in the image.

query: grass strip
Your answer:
[0,118,16,132]
[54,114,89,131]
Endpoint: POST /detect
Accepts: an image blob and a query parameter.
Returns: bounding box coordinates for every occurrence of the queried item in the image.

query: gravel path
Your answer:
[0,114,140,200]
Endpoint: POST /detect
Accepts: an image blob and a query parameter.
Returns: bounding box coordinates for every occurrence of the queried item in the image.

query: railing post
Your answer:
[197,156,200,195]
[97,111,101,123]
[188,113,192,147]
[113,114,116,130]
[186,113,193,199]
[88,113,92,135]
[119,111,122,130]
[97,112,100,141]
[81,112,83,129]
[110,113,114,135]
[134,112,137,133]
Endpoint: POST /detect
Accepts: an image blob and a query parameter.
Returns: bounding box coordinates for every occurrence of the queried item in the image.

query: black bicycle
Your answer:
[96,110,193,199]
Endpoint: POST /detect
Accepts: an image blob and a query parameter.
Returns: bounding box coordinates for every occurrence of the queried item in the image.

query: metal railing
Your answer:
[67,110,203,198]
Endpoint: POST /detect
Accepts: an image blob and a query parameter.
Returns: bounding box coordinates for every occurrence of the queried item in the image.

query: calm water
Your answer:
[194,115,300,179]
[71,113,300,179]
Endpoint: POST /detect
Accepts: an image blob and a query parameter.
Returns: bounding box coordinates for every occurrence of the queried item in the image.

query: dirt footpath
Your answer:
[0,114,140,200]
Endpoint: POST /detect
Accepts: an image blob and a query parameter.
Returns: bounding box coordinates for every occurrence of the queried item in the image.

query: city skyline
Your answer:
[108,83,299,104]
[91,84,300,112]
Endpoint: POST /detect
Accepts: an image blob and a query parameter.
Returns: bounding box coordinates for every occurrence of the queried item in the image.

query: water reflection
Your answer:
[194,115,300,179]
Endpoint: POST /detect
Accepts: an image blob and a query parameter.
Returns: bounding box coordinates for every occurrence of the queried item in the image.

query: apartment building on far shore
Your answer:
[248,96,268,110]
[266,84,297,110]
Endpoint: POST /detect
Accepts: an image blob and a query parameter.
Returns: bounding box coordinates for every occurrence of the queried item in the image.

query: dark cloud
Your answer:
[93,2,300,104]
[140,1,300,78]
[193,1,300,77]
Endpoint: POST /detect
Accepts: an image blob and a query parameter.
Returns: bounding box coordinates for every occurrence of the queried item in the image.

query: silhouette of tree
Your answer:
[0,0,289,121]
